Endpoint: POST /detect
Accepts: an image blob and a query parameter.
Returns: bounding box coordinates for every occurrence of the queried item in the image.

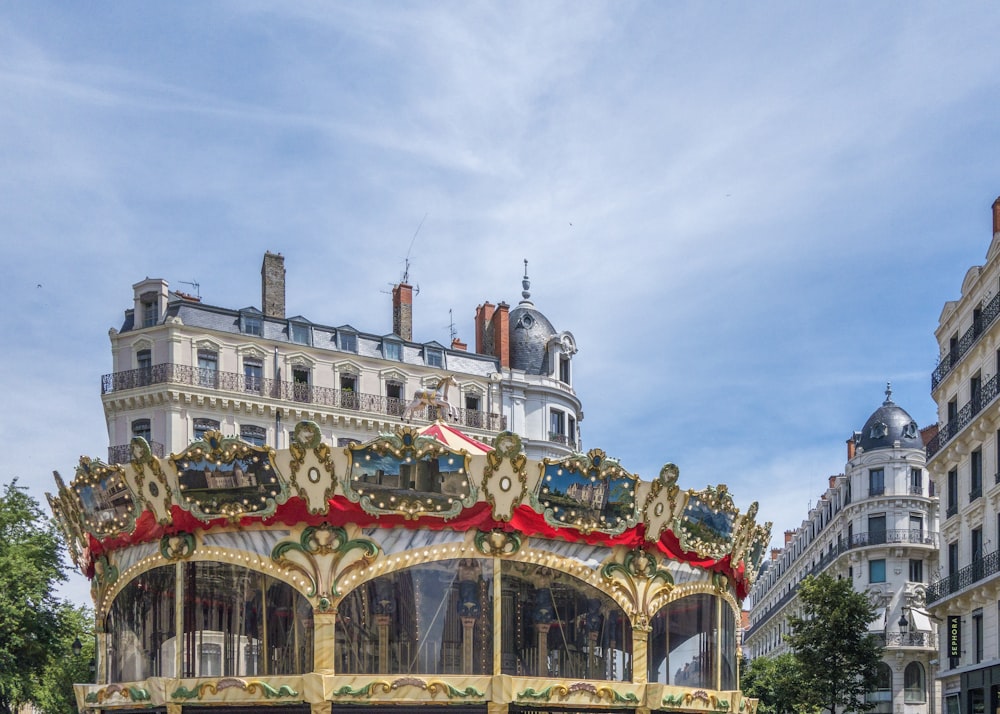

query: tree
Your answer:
[0,481,74,714]
[742,652,813,714]
[34,604,94,714]
[786,573,883,714]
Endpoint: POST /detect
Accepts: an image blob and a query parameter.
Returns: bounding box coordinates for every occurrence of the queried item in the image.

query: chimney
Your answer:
[451,337,467,351]
[475,302,495,354]
[493,302,510,368]
[993,196,1000,235]
[846,436,856,461]
[770,548,781,561]
[784,530,794,546]
[828,475,837,489]
[261,252,286,319]
[392,283,413,341]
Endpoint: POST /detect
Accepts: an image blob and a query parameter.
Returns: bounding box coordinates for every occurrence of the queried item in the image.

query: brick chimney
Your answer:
[770,548,781,561]
[451,337,467,351]
[493,302,510,368]
[846,435,856,460]
[993,196,1000,235]
[475,302,495,354]
[829,475,837,489]
[784,530,794,546]
[261,252,286,319]
[392,283,413,341]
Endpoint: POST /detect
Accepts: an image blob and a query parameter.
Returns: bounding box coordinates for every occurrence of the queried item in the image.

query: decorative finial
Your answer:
[884,382,893,404]
[521,259,531,302]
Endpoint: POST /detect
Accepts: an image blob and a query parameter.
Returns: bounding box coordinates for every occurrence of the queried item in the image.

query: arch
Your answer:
[904,661,926,703]
[647,593,737,691]
[104,560,313,682]
[867,661,893,712]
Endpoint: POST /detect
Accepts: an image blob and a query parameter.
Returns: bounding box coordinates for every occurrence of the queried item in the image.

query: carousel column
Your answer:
[313,610,338,671]
[632,615,650,685]
[583,599,602,679]
[373,580,395,674]
[532,583,554,677]
[458,560,482,673]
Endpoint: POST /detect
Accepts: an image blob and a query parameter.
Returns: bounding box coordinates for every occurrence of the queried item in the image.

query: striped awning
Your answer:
[418,420,494,454]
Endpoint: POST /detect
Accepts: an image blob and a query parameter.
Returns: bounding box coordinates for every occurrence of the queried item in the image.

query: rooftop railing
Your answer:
[102,364,507,432]
[927,549,1000,604]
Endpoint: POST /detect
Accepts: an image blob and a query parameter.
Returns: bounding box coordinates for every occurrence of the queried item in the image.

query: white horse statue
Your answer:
[402,375,458,422]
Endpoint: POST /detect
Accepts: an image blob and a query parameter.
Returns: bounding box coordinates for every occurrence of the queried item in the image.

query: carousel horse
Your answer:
[402,375,458,422]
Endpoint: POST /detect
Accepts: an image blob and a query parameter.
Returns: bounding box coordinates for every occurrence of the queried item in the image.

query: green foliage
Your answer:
[0,481,87,714]
[35,604,94,714]
[786,573,884,714]
[741,653,813,714]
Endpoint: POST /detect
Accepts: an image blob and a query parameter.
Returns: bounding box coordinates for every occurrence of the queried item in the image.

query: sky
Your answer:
[3,3,1000,607]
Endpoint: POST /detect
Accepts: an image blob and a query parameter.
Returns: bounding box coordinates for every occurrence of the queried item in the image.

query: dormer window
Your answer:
[384,340,401,361]
[290,321,311,346]
[559,355,571,384]
[425,348,443,368]
[339,331,357,353]
[241,312,262,336]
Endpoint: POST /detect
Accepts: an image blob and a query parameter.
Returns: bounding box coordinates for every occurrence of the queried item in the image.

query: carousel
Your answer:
[49,418,770,714]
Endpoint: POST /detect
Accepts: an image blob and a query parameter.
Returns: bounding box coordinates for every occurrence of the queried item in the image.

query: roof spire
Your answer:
[520,259,533,306]
[884,381,893,405]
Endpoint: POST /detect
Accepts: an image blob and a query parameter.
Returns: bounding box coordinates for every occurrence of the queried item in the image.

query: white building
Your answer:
[102,252,583,462]
[926,198,1000,714]
[745,387,939,713]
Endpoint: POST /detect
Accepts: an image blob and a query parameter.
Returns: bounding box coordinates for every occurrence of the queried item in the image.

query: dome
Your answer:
[855,383,923,452]
[509,261,558,374]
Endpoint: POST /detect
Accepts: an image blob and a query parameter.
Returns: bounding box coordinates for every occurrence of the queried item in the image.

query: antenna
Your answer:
[178,280,201,299]
[402,213,427,284]
[448,309,457,342]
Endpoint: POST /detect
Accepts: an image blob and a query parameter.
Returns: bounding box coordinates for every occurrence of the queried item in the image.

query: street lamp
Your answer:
[72,636,83,657]
[898,609,910,645]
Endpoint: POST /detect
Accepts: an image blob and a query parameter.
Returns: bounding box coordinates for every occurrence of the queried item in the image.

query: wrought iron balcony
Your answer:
[927,549,1000,603]
[872,632,936,648]
[931,294,999,389]
[548,433,577,449]
[846,529,938,549]
[102,363,507,432]
[109,441,165,464]
[926,374,1000,459]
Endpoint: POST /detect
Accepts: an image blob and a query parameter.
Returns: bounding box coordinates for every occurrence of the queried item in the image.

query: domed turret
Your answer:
[509,260,558,374]
[855,383,922,452]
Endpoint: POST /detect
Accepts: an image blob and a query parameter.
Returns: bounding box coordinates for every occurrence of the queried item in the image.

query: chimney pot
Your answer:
[392,283,413,341]
[783,530,794,545]
[993,196,1000,235]
[451,337,467,351]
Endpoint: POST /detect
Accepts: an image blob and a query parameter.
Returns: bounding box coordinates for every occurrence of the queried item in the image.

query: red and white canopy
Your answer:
[418,420,494,455]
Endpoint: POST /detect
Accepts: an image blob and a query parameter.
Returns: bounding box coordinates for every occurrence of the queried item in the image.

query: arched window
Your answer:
[647,594,737,691]
[867,662,893,712]
[904,661,926,703]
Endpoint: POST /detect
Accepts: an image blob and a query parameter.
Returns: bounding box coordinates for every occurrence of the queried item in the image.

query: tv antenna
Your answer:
[448,309,457,342]
[178,280,201,299]
[402,213,427,284]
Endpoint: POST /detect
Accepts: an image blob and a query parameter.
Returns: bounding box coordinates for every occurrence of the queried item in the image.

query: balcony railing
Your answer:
[931,293,1000,389]
[926,373,1000,459]
[872,632,936,648]
[103,364,507,432]
[108,440,165,464]
[927,549,1000,603]
[548,433,578,449]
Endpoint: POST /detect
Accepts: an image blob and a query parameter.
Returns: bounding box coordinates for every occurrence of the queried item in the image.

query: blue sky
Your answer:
[3,3,1000,605]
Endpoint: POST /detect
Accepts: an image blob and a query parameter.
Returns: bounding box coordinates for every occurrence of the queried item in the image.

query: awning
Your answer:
[910,609,933,632]
[868,606,887,632]
[418,420,494,455]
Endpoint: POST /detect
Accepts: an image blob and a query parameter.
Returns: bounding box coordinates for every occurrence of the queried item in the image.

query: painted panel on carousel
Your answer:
[481,431,528,521]
[344,425,476,519]
[675,484,739,560]
[70,456,138,538]
[287,420,338,514]
[534,448,639,535]
[170,430,284,521]
[126,436,173,524]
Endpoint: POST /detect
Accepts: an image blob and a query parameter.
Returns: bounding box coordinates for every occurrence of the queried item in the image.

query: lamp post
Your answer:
[72,636,83,657]
[898,608,910,646]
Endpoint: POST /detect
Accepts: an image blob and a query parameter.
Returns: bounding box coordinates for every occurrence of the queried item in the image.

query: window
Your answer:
[142,301,157,328]
[971,448,983,500]
[972,371,982,409]
[137,349,152,387]
[909,514,924,542]
[947,468,958,516]
[386,382,404,416]
[868,514,886,545]
[340,374,358,410]
[550,409,566,440]
[844,479,851,504]
[197,350,218,388]
[908,559,923,582]
[243,358,263,393]
[464,394,482,428]
[290,322,311,346]
[242,314,262,336]
[947,397,958,424]
[973,527,984,580]
[867,662,892,712]
[339,331,357,353]
[869,559,886,583]
[948,541,959,576]
[868,468,884,496]
[910,467,922,495]
[383,340,401,361]
[240,425,266,446]
[569,416,577,447]
[425,348,443,368]
[559,354,571,384]
[292,368,310,403]
[131,418,151,443]
[903,662,925,703]
[193,418,220,441]
[973,610,984,663]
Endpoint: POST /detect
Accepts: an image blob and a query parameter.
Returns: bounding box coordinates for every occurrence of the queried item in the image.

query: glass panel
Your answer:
[500,561,631,681]
[648,594,716,688]
[337,559,493,675]
[106,566,176,681]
